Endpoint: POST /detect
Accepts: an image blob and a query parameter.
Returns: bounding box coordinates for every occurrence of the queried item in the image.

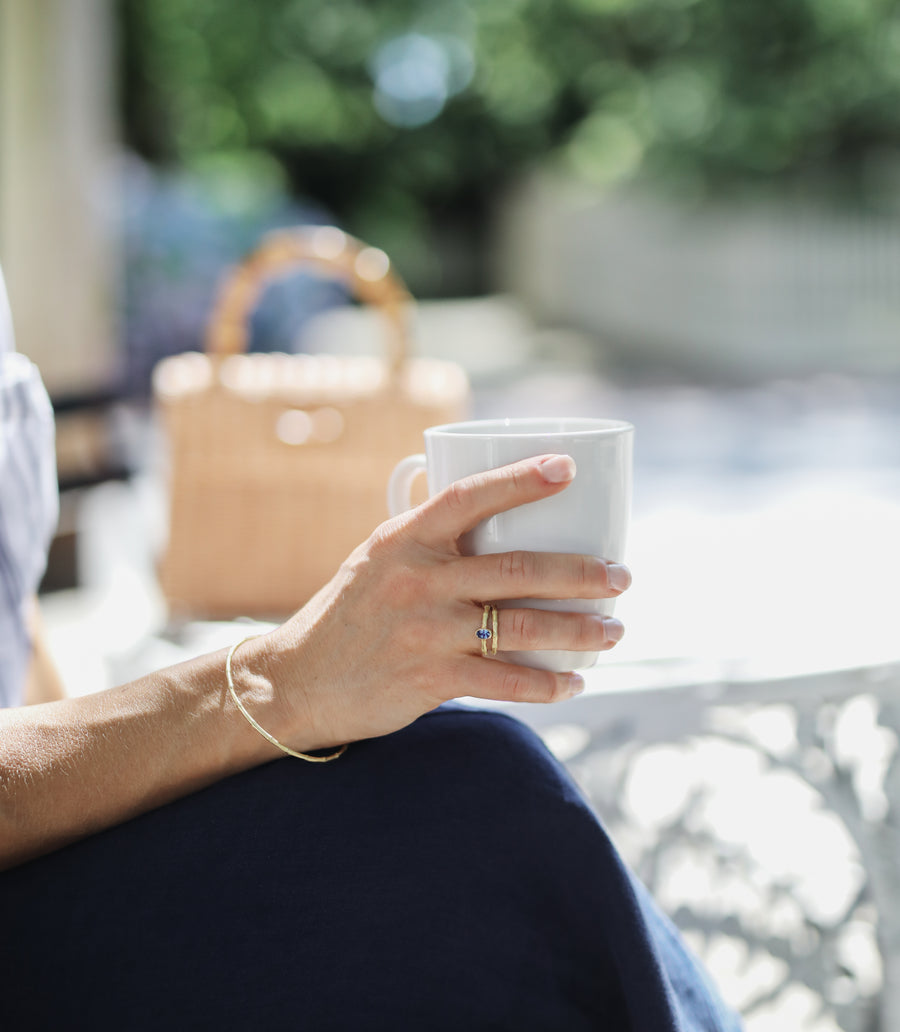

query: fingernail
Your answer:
[539,455,576,483]
[607,563,632,592]
[568,673,585,695]
[603,617,625,642]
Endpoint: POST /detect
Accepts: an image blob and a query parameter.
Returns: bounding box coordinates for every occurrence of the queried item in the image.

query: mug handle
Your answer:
[387,454,427,517]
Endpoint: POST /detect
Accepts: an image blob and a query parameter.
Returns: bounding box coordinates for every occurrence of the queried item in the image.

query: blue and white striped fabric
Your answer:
[0,269,59,708]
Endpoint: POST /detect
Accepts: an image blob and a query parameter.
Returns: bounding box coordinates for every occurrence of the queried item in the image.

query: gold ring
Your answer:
[476,604,499,657]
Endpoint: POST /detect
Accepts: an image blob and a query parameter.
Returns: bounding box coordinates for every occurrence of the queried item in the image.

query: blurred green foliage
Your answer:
[118,0,900,291]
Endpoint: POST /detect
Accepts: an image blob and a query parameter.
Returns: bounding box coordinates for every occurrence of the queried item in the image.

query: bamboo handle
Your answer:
[204,226,413,374]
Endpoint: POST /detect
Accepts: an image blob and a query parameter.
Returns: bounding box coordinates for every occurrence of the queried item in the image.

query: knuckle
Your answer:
[510,465,531,493]
[570,619,592,651]
[511,609,540,648]
[498,668,532,704]
[545,676,572,704]
[383,564,426,607]
[366,520,399,556]
[501,550,536,584]
[401,616,433,653]
[577,555,604,594]
[574,615,605,650]
[444,470,487,515]
[366,513,420,559]
[498,668,557,704]
[444,481,469,513]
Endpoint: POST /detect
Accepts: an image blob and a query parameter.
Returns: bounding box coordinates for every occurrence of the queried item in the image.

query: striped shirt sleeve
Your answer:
[0,270,59,708]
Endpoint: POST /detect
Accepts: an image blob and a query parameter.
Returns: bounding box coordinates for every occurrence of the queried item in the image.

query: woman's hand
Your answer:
[239,454,631,753]
[0,454,631,868]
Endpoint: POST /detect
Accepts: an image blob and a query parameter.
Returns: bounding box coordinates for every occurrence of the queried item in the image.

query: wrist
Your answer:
[224,631,345,762]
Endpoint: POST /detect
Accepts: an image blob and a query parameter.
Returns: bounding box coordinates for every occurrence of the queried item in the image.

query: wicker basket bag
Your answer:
[153,226,469,619]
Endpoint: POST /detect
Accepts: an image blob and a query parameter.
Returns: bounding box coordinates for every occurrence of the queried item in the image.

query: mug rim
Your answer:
[424,417,634,438]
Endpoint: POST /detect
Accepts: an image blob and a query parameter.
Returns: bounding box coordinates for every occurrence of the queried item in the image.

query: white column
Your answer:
[0,0,118,395]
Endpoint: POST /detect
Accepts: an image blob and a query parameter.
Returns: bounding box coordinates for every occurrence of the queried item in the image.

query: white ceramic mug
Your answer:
[387,417,634,672]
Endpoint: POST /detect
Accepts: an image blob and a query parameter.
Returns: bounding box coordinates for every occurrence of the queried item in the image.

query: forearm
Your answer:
[0,635,291,871]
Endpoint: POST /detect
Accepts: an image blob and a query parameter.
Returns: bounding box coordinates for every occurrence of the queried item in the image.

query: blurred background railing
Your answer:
[2,1,899,1028]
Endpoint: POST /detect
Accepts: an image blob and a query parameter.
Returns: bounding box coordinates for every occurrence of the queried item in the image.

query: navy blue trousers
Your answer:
[1,705,740,1030]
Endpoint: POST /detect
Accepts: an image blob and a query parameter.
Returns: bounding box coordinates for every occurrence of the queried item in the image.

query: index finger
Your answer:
[409,454,576,549]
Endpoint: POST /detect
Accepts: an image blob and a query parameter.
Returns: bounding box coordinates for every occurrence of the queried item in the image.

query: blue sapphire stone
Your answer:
[476,628,492,640]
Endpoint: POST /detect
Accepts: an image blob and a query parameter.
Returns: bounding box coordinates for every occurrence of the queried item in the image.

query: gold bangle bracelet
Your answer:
[226,635,348,763]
